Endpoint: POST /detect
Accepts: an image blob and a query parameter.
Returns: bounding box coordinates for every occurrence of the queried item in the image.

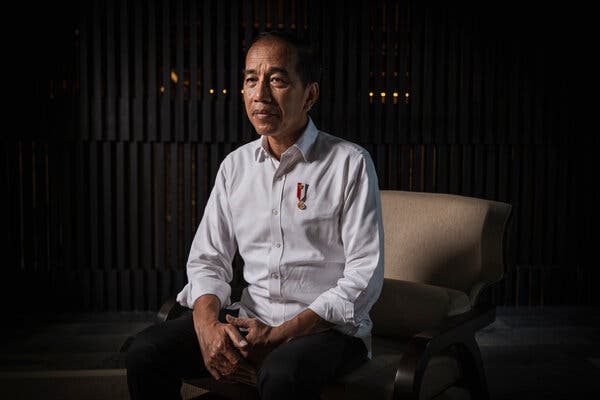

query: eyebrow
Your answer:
[243,67,290,76]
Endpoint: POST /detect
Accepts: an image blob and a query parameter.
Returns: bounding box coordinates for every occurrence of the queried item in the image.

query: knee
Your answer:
[257,355,306,400]
[125,328,162,375]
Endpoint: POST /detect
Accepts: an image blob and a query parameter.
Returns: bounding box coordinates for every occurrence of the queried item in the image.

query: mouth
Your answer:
[252,110,279,118]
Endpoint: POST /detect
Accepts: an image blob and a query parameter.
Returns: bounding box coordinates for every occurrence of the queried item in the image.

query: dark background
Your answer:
[2,0,598,313]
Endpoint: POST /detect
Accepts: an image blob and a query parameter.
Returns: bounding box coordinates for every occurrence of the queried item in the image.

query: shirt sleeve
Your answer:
[308,150,384,327]
[176,159,237,310]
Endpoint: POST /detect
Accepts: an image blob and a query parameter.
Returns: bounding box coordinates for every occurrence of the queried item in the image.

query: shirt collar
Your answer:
[254,117,319,163]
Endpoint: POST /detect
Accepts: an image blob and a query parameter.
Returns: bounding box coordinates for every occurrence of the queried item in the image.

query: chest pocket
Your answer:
[291,183,342,247]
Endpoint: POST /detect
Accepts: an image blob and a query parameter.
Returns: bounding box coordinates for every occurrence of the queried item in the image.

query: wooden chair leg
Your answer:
[456,337,490,400]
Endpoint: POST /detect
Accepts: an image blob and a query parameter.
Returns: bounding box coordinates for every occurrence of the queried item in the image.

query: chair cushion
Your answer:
[321,338,462,400]
[371,278,471,338]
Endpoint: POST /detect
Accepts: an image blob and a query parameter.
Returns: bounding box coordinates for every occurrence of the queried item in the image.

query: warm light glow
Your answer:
[369,92,374,97]
[209,89,215,94]
[170,70,178,84]
[393,92,399,97]
[380,92,386,97]
[222,89,227,94]
[241,89,244,94]
[405,92,410,98]
[160,86,165,93]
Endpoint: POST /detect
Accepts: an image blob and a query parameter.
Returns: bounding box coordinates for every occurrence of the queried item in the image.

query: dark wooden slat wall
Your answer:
[4,0,598,311]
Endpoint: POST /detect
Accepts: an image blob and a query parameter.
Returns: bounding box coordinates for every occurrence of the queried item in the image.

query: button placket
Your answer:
[268,168,285,304]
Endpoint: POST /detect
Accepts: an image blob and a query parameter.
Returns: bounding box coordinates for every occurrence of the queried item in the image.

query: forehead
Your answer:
[245,38,299,73]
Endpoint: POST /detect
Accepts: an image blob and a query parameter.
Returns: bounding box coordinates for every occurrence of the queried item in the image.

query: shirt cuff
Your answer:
[307,290,355,326]
[176,278,231,310]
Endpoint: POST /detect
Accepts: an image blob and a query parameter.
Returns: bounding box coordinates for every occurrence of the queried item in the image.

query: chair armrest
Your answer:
[371,279,472,338]
[156,296,187,324]
[393,305,495,400]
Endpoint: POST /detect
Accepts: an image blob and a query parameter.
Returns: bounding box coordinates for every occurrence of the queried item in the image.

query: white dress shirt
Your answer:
[176,118,384,355]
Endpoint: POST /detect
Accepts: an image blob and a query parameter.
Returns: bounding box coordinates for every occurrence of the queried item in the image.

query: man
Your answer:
[127,31,384,400]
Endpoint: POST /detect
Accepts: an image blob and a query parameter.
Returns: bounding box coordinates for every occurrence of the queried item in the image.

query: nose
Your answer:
[252,78,272,103]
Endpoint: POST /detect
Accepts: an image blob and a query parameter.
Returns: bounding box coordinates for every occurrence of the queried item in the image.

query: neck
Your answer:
[266,117,308,160]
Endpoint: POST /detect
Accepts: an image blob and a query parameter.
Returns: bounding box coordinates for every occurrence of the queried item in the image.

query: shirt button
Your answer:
[274,242,282,248]
[270,272,279,279]
[272,209,279,215]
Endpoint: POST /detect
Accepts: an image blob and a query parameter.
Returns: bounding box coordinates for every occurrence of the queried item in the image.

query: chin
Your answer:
[254,125,280,137]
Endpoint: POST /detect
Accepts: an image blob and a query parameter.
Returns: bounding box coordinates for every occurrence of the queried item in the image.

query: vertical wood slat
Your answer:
[116,142,126,270]
[396,0,410,144]
[372,3,383,145]
[436,144,449,193]
[408,2,423,144]
[358,0,370,144]
[105,0,116,141]
[215,1,227,143]
[332,3,345,137]
[129,143,139,269]
[175,0,185,142]
[433,6,447,144]
[421,5,433,144]
[169,143,179,269]
[142,143,153,269]
[147,0,158,142]
[229,0,241,143]
[155,143,166,269]
[89,142,99,269]
[107,270,118,311]
[195,143,207,237]
[33,143,49,271]
[183,144,193,260]
[91,0,103,141]
[317,0,332,132]
[160,0,171,142]
[383,0,396,144]
[7,143,21,270]
[75,143,87,268]
[79,1,90,141]
[188,0,199,142]
[102,142,113,269]
[470,24,483,145]
[118,0,130,141]
[445,7,458,144]
[345,3,358,142]
[202,0,213,143]
[133,0,144,142]
[60,142,74,270]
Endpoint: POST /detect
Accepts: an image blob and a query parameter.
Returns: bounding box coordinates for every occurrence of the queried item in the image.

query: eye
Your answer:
[244,77,257,86]
[270,76,289,87]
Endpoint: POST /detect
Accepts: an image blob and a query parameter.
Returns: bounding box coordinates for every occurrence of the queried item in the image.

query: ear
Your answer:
[304,82,319,112]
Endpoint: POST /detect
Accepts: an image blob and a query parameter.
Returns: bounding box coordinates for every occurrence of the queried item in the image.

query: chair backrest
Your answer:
[380,190,511,294]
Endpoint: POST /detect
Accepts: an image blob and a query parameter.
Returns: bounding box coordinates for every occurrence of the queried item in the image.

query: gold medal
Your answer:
[297,201,306,210]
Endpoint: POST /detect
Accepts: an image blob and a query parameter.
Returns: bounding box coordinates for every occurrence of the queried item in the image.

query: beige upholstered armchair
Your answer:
[155,190,512,400]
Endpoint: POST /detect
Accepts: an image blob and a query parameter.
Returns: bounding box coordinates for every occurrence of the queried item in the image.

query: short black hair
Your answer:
[246,31,321,86]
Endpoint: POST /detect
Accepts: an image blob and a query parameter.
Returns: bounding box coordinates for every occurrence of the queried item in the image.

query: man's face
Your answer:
[243,38,313,138]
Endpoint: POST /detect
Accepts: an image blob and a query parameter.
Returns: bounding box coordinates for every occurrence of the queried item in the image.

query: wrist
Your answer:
[268,324,290,346]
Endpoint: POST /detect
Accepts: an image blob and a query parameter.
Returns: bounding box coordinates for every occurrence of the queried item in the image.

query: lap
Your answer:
[260,330,367,383]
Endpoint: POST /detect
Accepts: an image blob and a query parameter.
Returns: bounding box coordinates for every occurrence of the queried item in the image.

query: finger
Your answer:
[221,344,243,367]
[225,314,244,326]
[225,325,249,350]
[206,364,222,381]
[226,315,252,328]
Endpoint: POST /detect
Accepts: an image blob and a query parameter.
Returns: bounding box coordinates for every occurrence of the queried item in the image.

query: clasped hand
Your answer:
[197,315,279,386]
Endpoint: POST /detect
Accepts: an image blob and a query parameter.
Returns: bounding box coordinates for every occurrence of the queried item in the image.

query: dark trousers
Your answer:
[126,310,368,400]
